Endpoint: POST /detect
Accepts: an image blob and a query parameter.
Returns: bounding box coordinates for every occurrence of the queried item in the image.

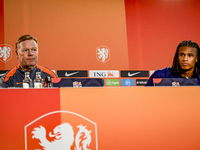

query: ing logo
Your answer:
[107,71,115,77]
[96,45,110,64]
[0,44,12,63]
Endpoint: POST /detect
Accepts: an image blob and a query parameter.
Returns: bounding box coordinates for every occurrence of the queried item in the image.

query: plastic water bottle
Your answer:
[34,72,43,88]
[23,72,33,88]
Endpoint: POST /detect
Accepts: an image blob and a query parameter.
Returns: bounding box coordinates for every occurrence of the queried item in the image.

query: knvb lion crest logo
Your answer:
[25,111,98,150]
[96,45,110,64]
[0,44,12,63]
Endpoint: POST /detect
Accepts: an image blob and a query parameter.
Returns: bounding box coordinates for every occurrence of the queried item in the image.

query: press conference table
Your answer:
[1,86,200,150]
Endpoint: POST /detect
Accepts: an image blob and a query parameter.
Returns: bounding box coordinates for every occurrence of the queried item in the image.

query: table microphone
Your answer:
[45,76,52,87]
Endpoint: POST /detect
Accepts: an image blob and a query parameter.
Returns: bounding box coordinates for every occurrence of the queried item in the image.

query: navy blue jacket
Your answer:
[145,67,200,86]
[0,65,57,88]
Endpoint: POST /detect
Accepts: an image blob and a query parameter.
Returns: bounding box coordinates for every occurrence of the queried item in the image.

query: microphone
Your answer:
[45,76,52,87]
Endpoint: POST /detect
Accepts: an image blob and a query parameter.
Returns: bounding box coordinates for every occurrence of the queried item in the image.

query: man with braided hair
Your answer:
[146,40,200,86]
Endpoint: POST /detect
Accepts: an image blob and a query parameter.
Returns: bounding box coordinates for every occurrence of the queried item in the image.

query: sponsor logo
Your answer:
[96,45,110,64]
[0,44,12,63]
[121,71,149,77]
[136,79,148,86]
[128,71,141,77]
[121,79,135,86]
[57,70,88,77]
[89,70,119,78]
[25,111,98,150]
[105,79,120,86]
[65,71,79,77]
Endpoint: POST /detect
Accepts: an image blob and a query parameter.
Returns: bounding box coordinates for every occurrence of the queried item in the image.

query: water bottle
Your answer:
[23,72,33,88]
[34,72,43,88]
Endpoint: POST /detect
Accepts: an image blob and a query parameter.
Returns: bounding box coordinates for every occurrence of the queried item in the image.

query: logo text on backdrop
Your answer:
[121,71,149,77]
[89,70,119,78]
[57,70,88,77]
[121,79,135,86]
[105,79,120,86]
[136,79,148,86]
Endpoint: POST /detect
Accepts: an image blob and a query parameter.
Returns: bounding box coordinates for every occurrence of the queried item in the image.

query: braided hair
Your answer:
[171,40,200,76]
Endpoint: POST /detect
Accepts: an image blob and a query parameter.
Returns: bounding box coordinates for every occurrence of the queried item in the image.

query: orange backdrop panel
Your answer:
[3,0,129,70]
[60,87,200,150]
[2,0,200,72]
[125,0,200,70]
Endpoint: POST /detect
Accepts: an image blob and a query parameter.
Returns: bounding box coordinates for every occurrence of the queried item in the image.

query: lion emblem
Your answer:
[96,45,110,63]
[32,123,91,150]
[0,45,11,62]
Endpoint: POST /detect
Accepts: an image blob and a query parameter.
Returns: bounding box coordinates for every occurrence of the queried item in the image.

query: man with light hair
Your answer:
[0,35,57,87]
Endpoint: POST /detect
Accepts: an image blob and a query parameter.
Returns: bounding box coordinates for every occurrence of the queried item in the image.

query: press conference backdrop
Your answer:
[0,0,200,86]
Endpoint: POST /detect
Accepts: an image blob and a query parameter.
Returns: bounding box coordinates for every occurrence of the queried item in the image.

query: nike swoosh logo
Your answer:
[128,71,141,77]
[65,71,79,77]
